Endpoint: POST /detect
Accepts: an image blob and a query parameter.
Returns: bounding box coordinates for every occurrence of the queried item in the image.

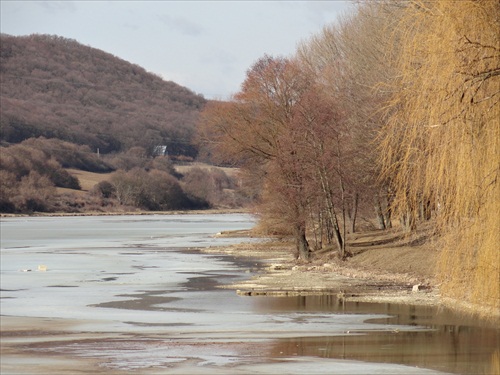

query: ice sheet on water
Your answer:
[30,338,450,374]
[1,214,453,375]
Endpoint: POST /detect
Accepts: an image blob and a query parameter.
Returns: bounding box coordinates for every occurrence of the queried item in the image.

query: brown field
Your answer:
[57,164,241,202]
[173,162,240,177]
[66,168,115,192]
[64,163,240,194]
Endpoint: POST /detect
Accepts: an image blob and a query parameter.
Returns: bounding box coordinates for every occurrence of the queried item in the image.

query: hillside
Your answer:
[0,34,206,158]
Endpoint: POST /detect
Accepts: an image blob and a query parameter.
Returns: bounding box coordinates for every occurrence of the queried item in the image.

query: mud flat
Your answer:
[202,237,440,307]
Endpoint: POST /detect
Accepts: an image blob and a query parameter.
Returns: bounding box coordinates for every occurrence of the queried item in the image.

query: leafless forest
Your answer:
[199,1,499,311]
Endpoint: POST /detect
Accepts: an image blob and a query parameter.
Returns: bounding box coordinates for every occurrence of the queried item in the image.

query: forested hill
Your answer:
[0,34,206,158]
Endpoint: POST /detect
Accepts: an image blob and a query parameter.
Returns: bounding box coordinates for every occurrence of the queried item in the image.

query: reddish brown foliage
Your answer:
[0,34,205,158]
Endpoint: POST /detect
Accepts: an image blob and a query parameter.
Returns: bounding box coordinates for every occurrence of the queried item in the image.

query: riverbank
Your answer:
[0,208,249,218]
[203,227,499,320]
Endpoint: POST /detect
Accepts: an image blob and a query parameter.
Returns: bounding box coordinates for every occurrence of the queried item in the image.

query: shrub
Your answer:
[11,171,56,213]
[0,144,78,212]
[110,168,206,211]
[182,167,240,208]
[105,147,149,171]
[0,143,81,189]
[22,137,113,172]
[141,170,187,210]
[91,180,116,199]
[181,167,212,203]
[146,156,180,177]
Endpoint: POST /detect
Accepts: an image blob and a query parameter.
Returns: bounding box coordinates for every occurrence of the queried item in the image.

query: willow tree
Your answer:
[380,0,499,310]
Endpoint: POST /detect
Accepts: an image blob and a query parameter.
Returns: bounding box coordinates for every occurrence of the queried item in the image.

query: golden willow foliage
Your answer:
[380,1,499,310]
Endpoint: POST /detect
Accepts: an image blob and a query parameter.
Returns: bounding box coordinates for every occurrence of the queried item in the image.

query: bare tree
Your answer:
[199,56,313,259]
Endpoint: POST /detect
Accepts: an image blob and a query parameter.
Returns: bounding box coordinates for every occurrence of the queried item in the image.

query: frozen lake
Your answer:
[1,214,498,374]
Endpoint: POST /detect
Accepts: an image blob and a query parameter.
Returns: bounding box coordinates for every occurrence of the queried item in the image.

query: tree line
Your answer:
[0,137,246,214]
[198,1,499,310]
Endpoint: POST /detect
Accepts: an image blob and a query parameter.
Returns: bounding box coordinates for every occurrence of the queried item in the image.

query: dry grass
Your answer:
[66,168,115,192]
[55,187,86,196]
[344,226,437,282]
[173,162,240,178]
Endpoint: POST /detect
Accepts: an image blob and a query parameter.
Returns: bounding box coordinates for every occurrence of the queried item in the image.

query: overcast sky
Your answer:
[1,1,353,100]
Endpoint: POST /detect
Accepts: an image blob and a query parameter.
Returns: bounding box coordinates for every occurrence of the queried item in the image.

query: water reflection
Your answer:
[252,295,500,375]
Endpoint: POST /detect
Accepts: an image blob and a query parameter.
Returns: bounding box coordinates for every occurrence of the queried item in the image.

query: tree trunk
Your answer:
[374,196,386,230]
[419,199,432,221]
[332,219,344,257]
[384,188,393,229]
[307,133,344,257]
[400,210,416,232]
[384,204,392,229]
[322,193,344,256]
[315,165,344,257]
[309,208,321,250]
[336,137,348,259]
[349,192,359,233]
[295,222,310,261]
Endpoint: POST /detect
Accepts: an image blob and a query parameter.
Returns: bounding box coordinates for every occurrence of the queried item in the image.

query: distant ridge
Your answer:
[0,34,206,158]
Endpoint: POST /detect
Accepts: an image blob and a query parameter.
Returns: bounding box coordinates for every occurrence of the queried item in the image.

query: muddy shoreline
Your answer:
[0,208,249,218]
[201,239,440,307]
[202,232,499,320]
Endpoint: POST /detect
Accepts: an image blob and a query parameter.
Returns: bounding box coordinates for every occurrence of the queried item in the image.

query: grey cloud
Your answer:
[158,14,203,36]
